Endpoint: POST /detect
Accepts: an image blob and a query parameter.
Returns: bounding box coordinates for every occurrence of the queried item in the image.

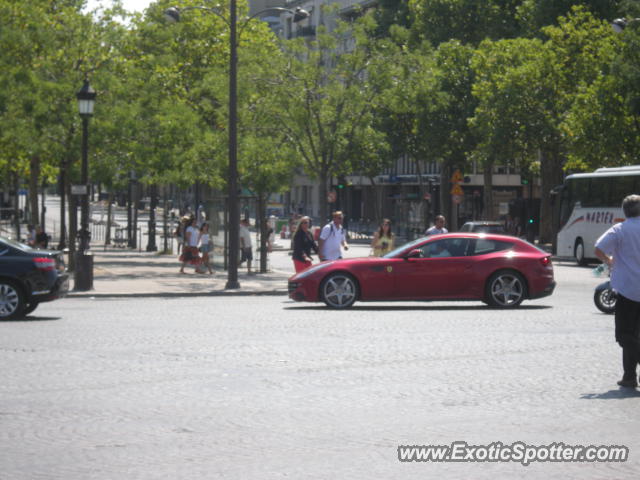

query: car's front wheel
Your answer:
[0,280,25,320]
[485,270,526,308]
[22,302,39,316]
[320,273,358,309]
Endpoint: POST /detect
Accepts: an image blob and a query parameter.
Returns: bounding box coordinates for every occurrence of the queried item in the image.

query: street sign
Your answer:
[450,184,464,196]
[452,194,463,204]
[450,169,464,184]
[71,184,88,195]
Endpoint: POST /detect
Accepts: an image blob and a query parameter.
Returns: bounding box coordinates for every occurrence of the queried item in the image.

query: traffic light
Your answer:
[521,178,529,185]
[528,218,534,224]
[336,183,345,189]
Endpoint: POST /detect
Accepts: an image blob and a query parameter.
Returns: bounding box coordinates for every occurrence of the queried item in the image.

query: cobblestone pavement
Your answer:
[1,264,639,480]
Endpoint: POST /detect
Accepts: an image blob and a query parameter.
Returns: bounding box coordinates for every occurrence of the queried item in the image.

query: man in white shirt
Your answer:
[318,211,349,261]
[424,215,448,236]
[595,194,640,388]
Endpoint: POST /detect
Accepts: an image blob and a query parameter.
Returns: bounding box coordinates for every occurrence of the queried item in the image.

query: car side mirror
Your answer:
[405,249,422,259]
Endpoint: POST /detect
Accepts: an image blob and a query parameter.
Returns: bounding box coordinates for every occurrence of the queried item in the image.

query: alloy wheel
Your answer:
[488,272,525,307]
[321,274,357,308]
[0,282,22,320]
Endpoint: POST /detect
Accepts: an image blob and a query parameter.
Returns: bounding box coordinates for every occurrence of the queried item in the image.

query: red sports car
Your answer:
[288,233,555,308]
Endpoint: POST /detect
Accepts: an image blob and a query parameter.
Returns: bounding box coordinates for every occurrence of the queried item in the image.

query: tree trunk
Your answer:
[319,168,330,224]
[257,194,268,273]
[29,155,40,225]
[483,163,494,221]
[13,172,21,240]
[440,162,453,230]
[368,176,382,222]
[105,192,113,246]
[58,159,67,250]
[68,191,77,271]
[40,179,46,229]
[539,148,565,244]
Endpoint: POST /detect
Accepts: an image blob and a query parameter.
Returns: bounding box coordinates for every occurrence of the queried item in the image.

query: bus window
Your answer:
[611,176,637,206]
[572,177,589,206]
[584,177,612,207]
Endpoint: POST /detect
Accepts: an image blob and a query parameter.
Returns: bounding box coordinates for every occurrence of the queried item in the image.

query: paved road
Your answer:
[1,264,638,479]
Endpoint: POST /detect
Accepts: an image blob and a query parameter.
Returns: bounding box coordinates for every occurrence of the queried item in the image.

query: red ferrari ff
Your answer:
[288,233,555,309]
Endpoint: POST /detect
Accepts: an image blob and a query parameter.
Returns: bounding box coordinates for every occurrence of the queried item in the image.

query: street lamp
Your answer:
[165,3,309,289]
[611,17,640,32]
[74,78,96,291]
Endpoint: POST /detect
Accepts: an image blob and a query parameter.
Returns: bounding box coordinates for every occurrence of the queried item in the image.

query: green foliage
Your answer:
[409,0,523,46]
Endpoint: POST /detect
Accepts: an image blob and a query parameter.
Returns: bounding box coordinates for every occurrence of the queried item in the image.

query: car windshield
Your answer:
[0,236,33,252]
[383,237,425,258]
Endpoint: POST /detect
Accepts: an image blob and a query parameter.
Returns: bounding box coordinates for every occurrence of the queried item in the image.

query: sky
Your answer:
[85,0,153,14]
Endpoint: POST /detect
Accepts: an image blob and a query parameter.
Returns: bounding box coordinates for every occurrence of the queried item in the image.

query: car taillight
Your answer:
[540,256,552,267]
[34,257,56,271]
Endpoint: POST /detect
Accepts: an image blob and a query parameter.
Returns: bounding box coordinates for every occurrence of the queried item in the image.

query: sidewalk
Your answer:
[67,246,292,298]
[67,241,372,298]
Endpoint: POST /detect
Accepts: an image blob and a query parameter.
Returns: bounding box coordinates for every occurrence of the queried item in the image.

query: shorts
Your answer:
[240,247,253,262]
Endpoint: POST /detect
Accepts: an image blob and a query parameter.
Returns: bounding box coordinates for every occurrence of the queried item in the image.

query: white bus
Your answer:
[556,165,640,264]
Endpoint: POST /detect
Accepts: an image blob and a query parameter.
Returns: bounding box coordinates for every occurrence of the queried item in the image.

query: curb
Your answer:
[66,289,289,299]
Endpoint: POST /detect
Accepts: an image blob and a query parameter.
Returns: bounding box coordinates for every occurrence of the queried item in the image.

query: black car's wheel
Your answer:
[22,302,39,316]
[320,273,358,309]
[485,270,527,308]
[574,239,587,266]
[0,280,25,320]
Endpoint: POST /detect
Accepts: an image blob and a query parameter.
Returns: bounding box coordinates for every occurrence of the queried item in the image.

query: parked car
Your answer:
[288,233,555,309]
[459,221,506,234]
[0,236,69,320]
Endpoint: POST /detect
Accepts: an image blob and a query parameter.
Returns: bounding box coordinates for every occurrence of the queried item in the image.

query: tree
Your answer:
[409,0,523,46]
[275,13,388,222]
[563,19,640,169]
[471,7,616,242]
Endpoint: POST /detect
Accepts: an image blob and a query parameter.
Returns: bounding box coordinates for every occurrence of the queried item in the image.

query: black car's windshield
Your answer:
[0,236,33,252]
[383,237,425,258]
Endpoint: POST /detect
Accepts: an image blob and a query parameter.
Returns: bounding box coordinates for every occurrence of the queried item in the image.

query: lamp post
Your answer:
[74,78,96,291]
[611,17,640,32]
[165,3,309,289]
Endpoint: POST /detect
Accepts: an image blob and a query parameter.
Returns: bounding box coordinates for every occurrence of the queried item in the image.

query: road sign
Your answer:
[423,192,431,201]
[71,184,88,195]
[450,169,464,184]
[450,184,464,196]
[452,194,463,204]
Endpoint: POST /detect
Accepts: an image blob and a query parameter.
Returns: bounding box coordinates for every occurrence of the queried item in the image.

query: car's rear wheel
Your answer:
[320,273,358,309]
[485,270,527,308]
[0,280,25,320]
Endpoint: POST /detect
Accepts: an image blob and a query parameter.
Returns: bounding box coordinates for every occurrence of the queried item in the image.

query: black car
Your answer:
[0,236,69,320]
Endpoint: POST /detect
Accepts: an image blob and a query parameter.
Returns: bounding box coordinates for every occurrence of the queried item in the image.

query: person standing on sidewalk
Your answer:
[292,216,318,272]
[595,194,640,388]
[370,219,394,256]
[179,217,201,274]
[424,215,448,236]
[239,218,253,274]
[318,211,349,261]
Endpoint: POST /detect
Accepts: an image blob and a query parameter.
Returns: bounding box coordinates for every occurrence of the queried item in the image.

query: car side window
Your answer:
[471,239,513,255]
[420,239,470,258]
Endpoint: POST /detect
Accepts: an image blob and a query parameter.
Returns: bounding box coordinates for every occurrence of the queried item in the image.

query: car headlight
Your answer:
[294,261,335,279]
